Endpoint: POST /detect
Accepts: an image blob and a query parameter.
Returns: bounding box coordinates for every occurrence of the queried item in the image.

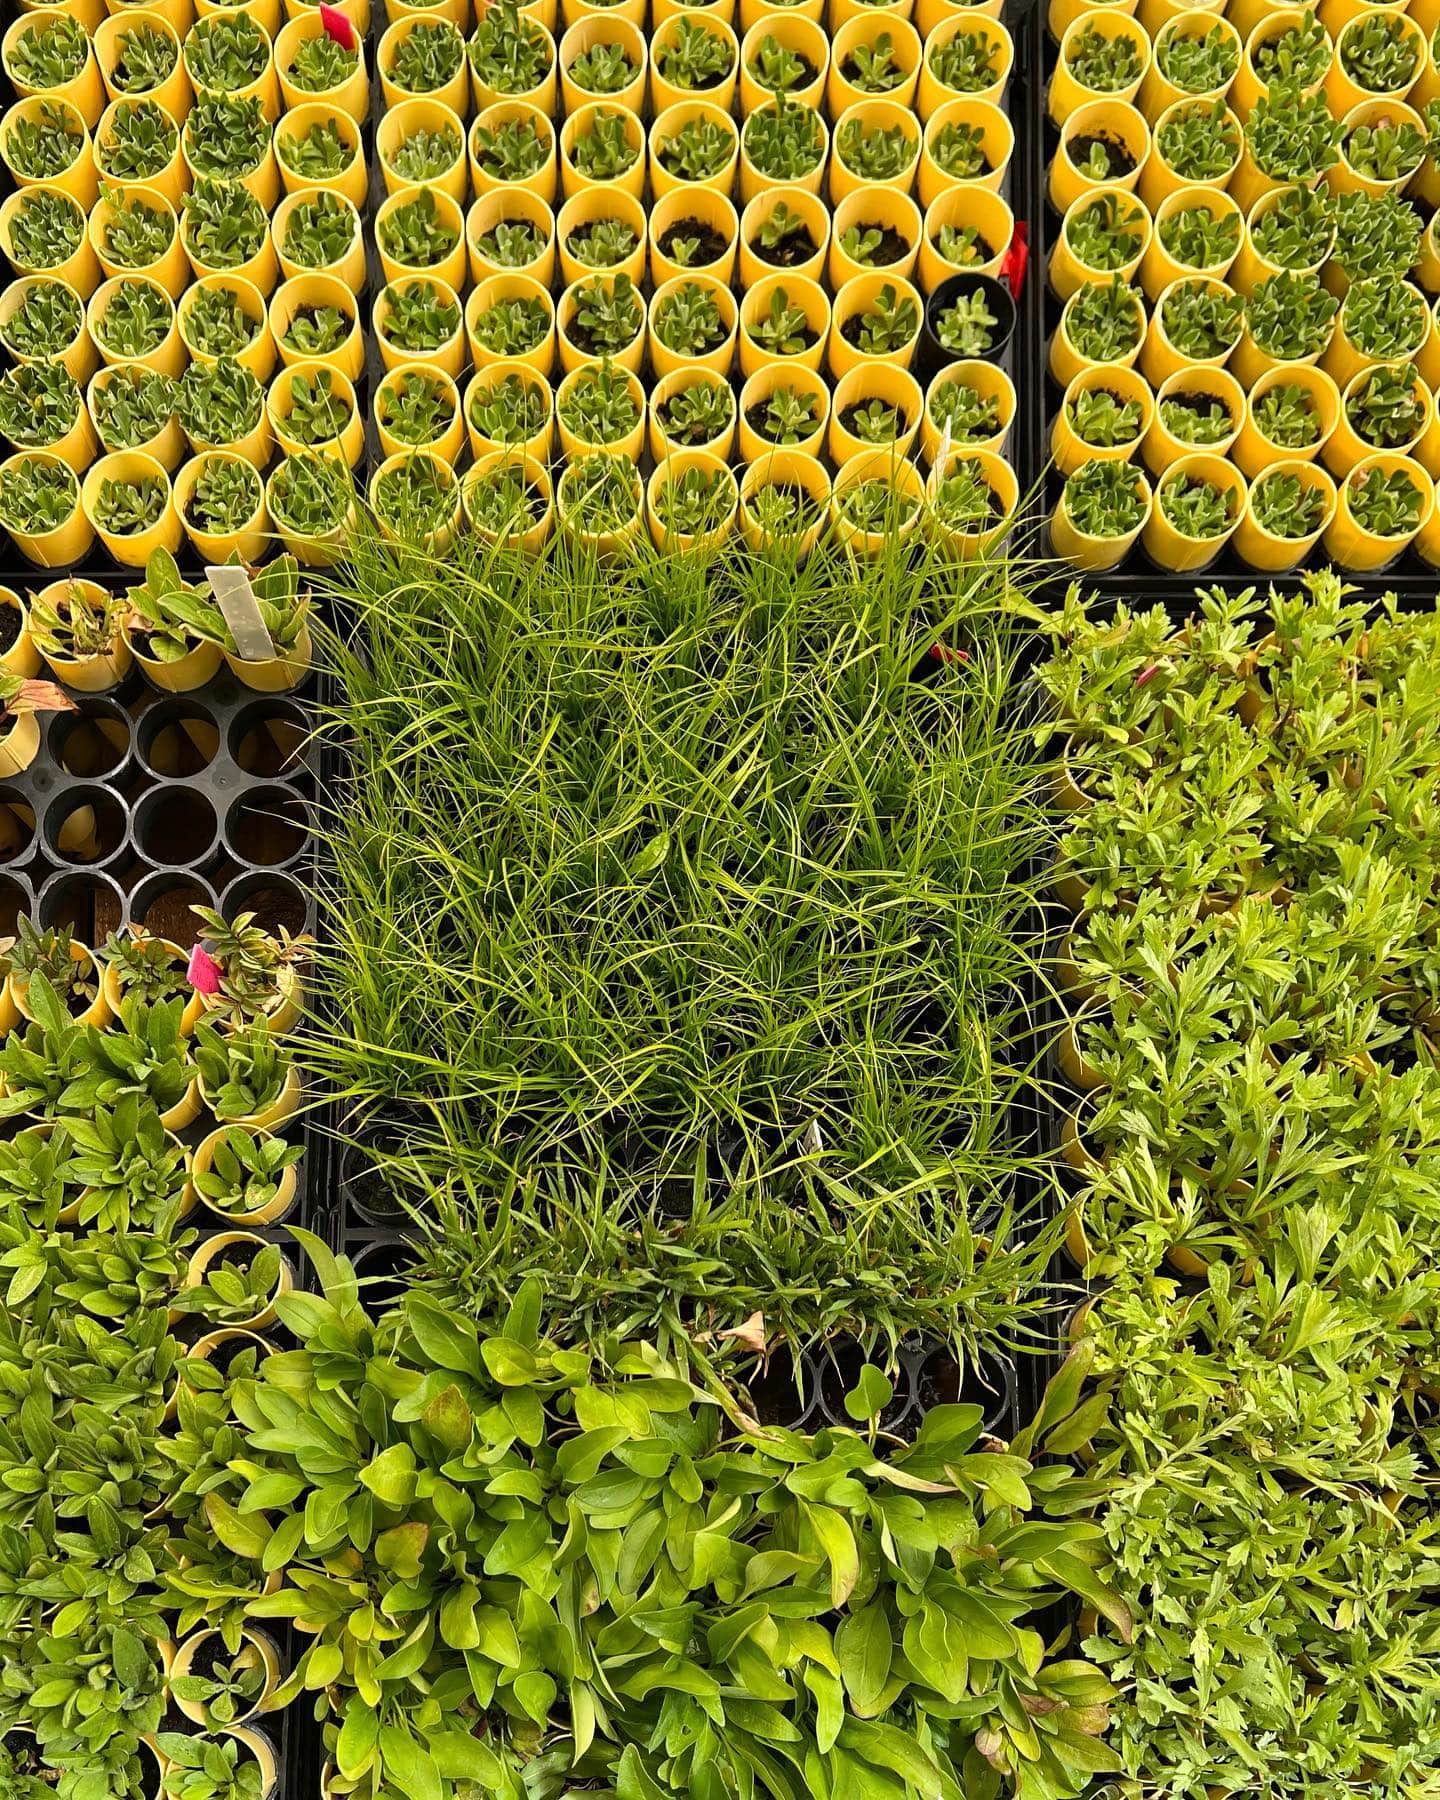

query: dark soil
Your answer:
[839,313,913,352]
[564,317,637,356]
[1068,131,1135,177]
[657,220,728,264]
[0,610,19,653]
[745,400,813,442]
[838,400,910,438]
[750,221,819,267]
[843,223,909,265]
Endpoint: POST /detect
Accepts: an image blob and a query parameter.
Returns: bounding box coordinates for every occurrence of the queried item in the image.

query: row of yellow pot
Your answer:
[1053,446,1440,573]
[458,440,1019,562]
[459,353,1013,468]
[1049,0,1440,45]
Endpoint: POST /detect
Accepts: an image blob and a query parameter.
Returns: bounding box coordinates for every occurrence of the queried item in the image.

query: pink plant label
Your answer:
[187,944,222,996]
[320,4,357,49]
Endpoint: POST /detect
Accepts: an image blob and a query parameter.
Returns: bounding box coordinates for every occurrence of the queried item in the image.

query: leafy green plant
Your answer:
[747,30,811,92]
[839,27,909,92]
[841,395,903,443]
[746,479,821,538]
[7,13,88,88]
[1345,362,1426,448]
[1065,192,1145,272]
[749,198,817,268]
[1250,469,1327,537]
[1158,394,1233,445]
[184,455,262,534]
[654,461,733,537]
[1251,381,1322,449]
[657,18,734,88]
[1064,458,1147,536]
[750,380,820,444]
[276,367,351,448]
[183,284,262,359]
[1157,203,1240,270]
[109,20,178,94]
[467,0,552,94]
[1158,280,1244,358]
[742,95,825,181]
[278,115,354,182]
[564,214,637,270]
[387,19,464,92]
[1155,22,1238,94]
[465,459,546,538]
[0,277,82,359]
[568,106,642,180]
[653,279,727,355]
[1245,80,1343,181]
[60,1092,188,1232]
[194,1127,302,1221]
[928,375,1000,442]
[387,119,462,183]
[28,575,115,658]
[926,23,1002,92]
[932,456,1001,530]
[929,117,987,177]
[0,361,81,451]
[470,292,549,357]
[192,1019,293,1122]
[558,360,639,445]
[1252,11,1329,85]
[10,917,99,1013]
[182,177,268,270]
[97,187,175,269]
[379,280,461,355]
[1339,11,1418,91]
[556,450,642,531]
[183,94,269,180]
[1345,460,1423,533]
[4,187,84,270]
[1062,278,1144,361]
[94,280,176,363]
[1068,387,1141,447]
[745,285,814,355]
[1065,22,1143,90]
[184,14,270,93]
[1155,99,1240,180]
[91,472,168,535]
[658,374,733,447]
[5,98,84,180]
[99,927,190,1013]
[170,1236,285,1329]
[177,356,263,447]
[1340,276,1428,361]
[1344,116,1425,181]
[284,191,359,271]
[267,450,353,539]
[1244,270,1338,361]
[1157,469,1235,538]
[565,271,643,355]
[287,28,360,93]
[168,1637,270,1729]
[471,115,550,181]
[378,370,456,449]
[0,452,79,534]
[934,288,999,353]
[1248,181,1333,270]
[1329,188,1422,281]
[655,113,733,180]
[567,37,637,94]
[841,282,919,354]
[373,451,457,538]
[469,371,549,446]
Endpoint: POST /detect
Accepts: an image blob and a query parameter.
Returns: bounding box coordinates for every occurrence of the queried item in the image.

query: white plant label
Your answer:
[207,564,276,662]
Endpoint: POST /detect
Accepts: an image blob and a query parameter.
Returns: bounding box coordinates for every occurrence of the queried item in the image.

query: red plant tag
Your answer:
[319,3,357,49]
[999,221,1029,301]
[1136,663,1163,687]
[930,643,970,666]
[187,944,222,996]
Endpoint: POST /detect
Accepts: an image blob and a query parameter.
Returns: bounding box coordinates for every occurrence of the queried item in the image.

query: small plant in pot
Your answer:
[569,107,642,182]
[1250,469,1328,541]
[380,280,461,360]
[378,369,456,451]
[9,918,101,1021]
[1154,23,1237,97]
[558,360,640,447]
[556,451,643,541]
[652,211,721,272]
[183,456,263,541]
[90,468,168,538]
[7,99,87,183]
[1251,13,1328,88]
[284,190,361,273]
[0,278,83,361]
[1060,278,1144,365]
[1064,192,1145,275]
[654,113,733,183]
[99,926,192,1017]
[0,453,81,545]
[748,198,818,271]
[0,361,84,454]
[28,579,118,673]
[275,367,350,450]
[5,187,86,273]
[465,457,548,541]
[925,275,1012,362]
[95,281,175,363]
[564,212,639,273]
[928,375,1000,445]
[184,13,270,97]
[1061,457,1148,544]
[193,906,311,1033]
[109,19,180,97]
[1158,280,1244,361]
[182,285,263,362]
[1340,278,1428,365]
[1158,204,1240,273]
[1248,182,1333,273]
[653,280,729,358]
[287,28,361,97]
[7,12,89,91]
[177,356,264,451]
[836,471,921,536]
[656,18,734,91]
[468,371,549,448]
[1158,390,1235,448]
[280,115,357,185]
[468,0,552,97]
[193,1018,297,1125]
[840,282,920,357]
[267,452,352,550]
[183,178,268,272]
[1066,386,1143,450]
[1344,363,1427,452]
[124,544,229,682]
[182,94,269,184]
[657,374,734,449]
[837,116,917,183]
[60,1092,189,1232]
[171,1235,289,1331]
[745,478,822,543]
[567,37,639,98]
[746,286,818,357]
[838,29,912,96]
[837,217,909,271]
[749,380,822,446]
[97,186,176,272]
[169,1633,276,1729]
[476,217,546,271]
[92,366,177,454]
[1342,115,1426,186]
[1339,12,1420,95]
[1245,81,1343,186]
[387,20,465,96]
[1063,24,1143,94]
[373,450,458,542]
[840,393,908,446]
[747,32,814,97]
[1155,468,1239,545]
[652,462,735,543]
[193,1125,302,1226]
[1252,382,1323,451]
[276,296,352,361]
[471,115,551,183]
[1329,189,1421,284]
[1156,100,1240,183]
[469,289,550,358]
[926,25,1005,96]
[378,189,459,274]
[742,95,825,184]
[1344,462,1424,539]
[931,455,1006,534]
[1244,272,1338,364]
[564,271,643,359]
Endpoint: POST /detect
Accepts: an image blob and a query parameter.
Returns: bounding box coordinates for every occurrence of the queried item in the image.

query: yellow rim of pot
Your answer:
[921,357,1015,461]
[80,445,179,564]
[649,365,737,462]
[463,359,553,462]
[738,445,830,554]
[739,270,830,377]
[1144,365,1245,473]
[561,100,646,200]
[828,185,921,286]
[648,185,739,286]
[470,102,558,205]
[553,186,640,288]
[373,272,465,378]
[172,448,269,563]
[827,362,922,464]
[738,182,829,287]
[1053,362,1155,474]
[1049,9,1151,125]
[736,359,829,461]
[375,96,465,203]
[276,100,367,205]
[645,447,739,553]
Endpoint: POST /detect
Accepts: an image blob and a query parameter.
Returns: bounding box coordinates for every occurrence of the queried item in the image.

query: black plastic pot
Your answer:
[917,273,1017,382]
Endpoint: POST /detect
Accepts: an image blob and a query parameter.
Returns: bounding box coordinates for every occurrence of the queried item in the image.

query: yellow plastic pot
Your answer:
[1049,98,1148,213]
[1326,364,1433,475]
[30,579,125,682]
[99,96,188,204]
[180,275,274,380]
[827,186,921,285]
[1143,366,1244,471]
[1052,461,1152,567]
[1141,185,1244,297]
[1323,277,1428,387]
[648,273,739,378]
[0,451,92,564]
[0,373,95,472]
[1230,186,1334,293]
[1234,457,1336,568]
[1047,0,1136,38]
[1140,99,1242,208]
[554,451,644,556]
[91,183,185,296]
[830,446,926,555]
[267,359,363,464]
[1143,452,1246,567]
[917,16,1013,114]
[1230,8,1329,119]
[558,13,647,114]
[264,458,356,566]
[370,449,462,552]
[184,19,279,120]
[85,365,183,466]
[553,362,645,459]
[739,14,828,111]
[3,95,96,205]
[1326,10,1424,114]
[925,445,1018,559]
[649,99,739,199]
[1419,294,1440,390]
[921,184,1014,287]
[180,1230,293,1326]
[646,449,739,553]
[463,359,553,461]
[95,11,191,120]
[831,97,921,202]
[827,270,922,376]
[85,275,179,376]
[0,589,38,680]
[739,271,829,376]
[921,357,1013,460]
[739,105,827,202]
[556,273,644,374]
[275,188,367,293]
[1051,282,1147,386]
[469,189,557,287]
[1141,276,1240,384]
[462,451,554,552]
[172,448,269,563]
[470,103,557,204]
[81,447,179,564]
[1,275,94,386]
[182,111,275,208]
[376,98,465,202]
[1052,363,1153,473]
[373,273,464,377]
[379,14,468,114]
[183,205,277,296]
[198,0,280,29]
[1142,13,1242,117]
[275,14,368,119]
[1328,99,1426,198]
[738,182,829,285]
[554,187,639,286]
[276,102,367,205]
[833,0,918,32]
[649,366,736,461]
[917,96,1010,207]
[268,272,362,380]
[467,273,556,375]
[739,446,830,554]
[375,364,464,464]
[648,185,738,285]
[827,362,921,462]
[650,12,739,111]
[828,14,921,114]
[561,101,645,199]
[1049,11,1150,124]
[1234,362,1339,474]
[1325,452,1432,567]
[0,184,99,294]
[735,360,827,460]
[3,12,107,126]
[469,15,557,111]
